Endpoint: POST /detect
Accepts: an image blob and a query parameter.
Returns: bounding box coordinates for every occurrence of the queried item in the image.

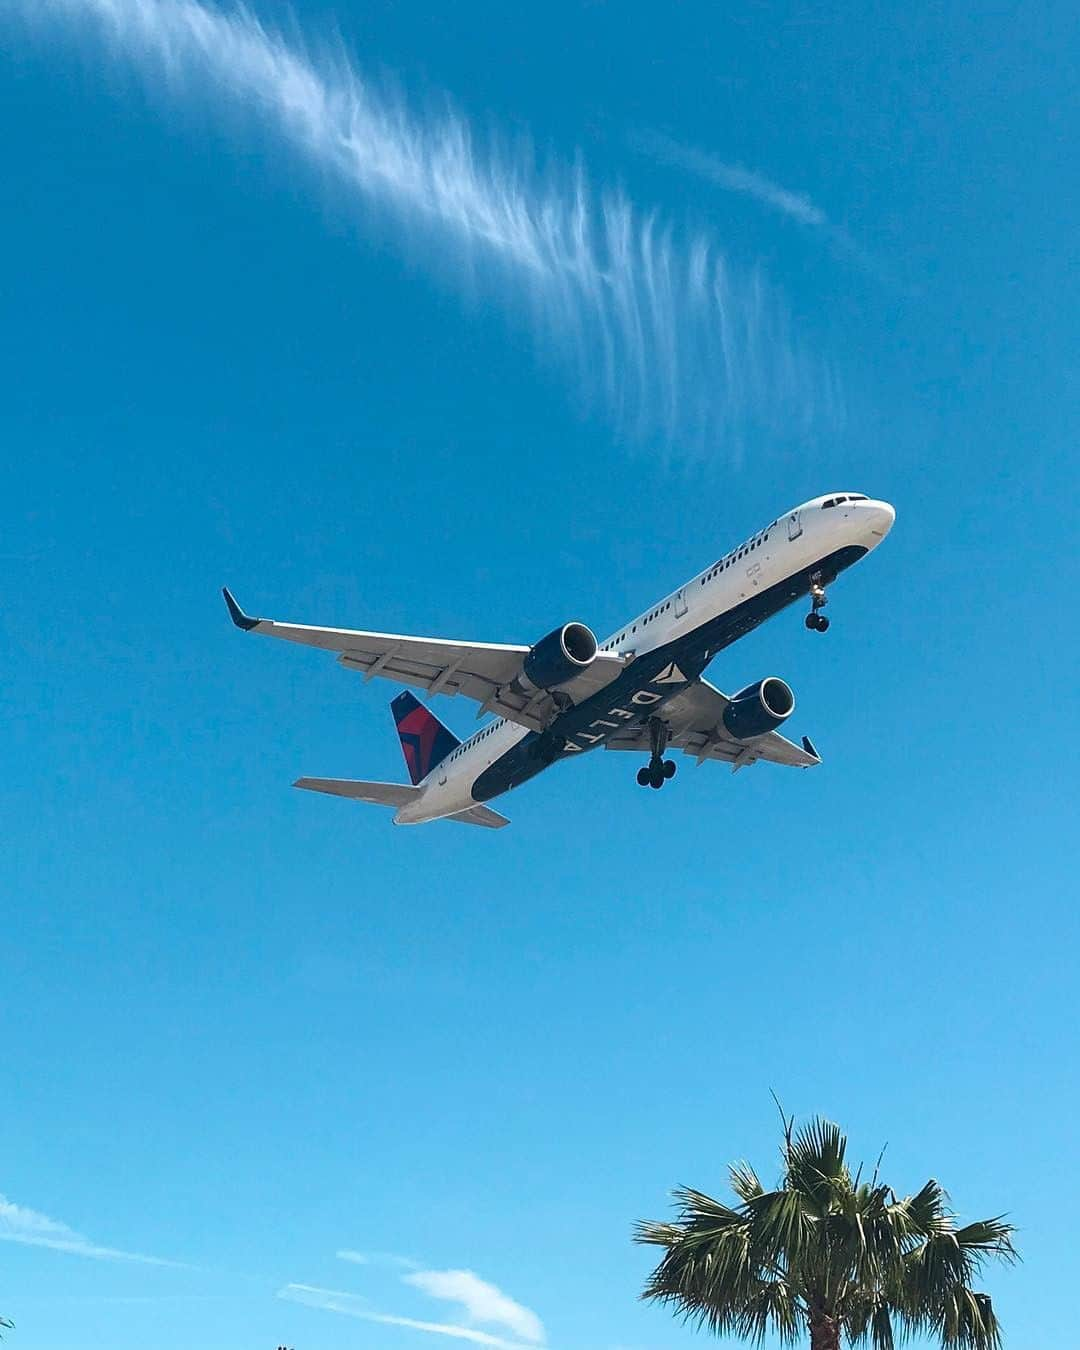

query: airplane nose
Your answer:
[870,500,895,537]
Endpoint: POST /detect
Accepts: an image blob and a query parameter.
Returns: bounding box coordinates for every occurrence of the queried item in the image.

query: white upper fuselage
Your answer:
[395,493,895,824]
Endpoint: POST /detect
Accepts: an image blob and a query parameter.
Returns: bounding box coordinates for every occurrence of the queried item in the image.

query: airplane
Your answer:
[223,492,894,829]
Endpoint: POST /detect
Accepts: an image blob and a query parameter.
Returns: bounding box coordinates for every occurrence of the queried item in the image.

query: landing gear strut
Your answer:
[637,717,678,789]
[805,574,831,632]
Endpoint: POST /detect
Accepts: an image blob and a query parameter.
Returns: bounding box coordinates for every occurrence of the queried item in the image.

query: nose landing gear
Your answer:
[805,575,831,632]
[637,717,678,789]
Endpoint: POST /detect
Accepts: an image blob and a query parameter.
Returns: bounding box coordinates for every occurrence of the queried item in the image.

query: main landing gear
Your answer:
[636,717,678,789]
[805,575,831,632]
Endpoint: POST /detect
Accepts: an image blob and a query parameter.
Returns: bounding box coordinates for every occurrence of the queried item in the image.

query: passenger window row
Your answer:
[700,529,772,585]
[448,716,505,760]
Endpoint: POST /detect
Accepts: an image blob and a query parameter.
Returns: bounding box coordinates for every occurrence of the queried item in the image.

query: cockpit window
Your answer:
[822,498,836,508]
[849,494,868,500]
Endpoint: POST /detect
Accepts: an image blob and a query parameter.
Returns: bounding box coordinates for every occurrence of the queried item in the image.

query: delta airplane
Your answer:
[224,492,894,829]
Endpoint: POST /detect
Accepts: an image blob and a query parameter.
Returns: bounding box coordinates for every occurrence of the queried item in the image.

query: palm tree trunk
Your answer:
[809,1314,841,1350]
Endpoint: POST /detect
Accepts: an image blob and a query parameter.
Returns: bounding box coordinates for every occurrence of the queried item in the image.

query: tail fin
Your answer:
[391,691,461,785]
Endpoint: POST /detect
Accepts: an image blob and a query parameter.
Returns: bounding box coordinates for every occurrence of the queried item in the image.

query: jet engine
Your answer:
[521,623,598,690]
[722,677,795,740]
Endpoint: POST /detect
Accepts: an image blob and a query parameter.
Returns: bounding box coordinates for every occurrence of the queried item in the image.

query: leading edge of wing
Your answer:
[222,587,528,658]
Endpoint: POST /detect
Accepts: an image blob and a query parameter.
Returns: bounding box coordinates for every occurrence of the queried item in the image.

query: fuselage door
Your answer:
[674,587,688,619]
[787,510,803,541]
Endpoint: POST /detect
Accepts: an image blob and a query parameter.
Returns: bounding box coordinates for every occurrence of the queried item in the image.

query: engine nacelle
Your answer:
[522,622,598,690]
[722,677,795,740]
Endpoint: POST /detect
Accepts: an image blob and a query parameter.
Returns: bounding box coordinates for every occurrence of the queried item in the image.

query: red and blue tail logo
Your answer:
[391,691,461,785]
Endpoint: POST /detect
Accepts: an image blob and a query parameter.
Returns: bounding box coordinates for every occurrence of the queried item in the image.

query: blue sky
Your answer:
[2,2,1078,1348]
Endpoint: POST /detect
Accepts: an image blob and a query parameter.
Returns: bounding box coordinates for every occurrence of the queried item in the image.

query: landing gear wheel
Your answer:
[806,575,830,631]
[637,767,651,787]
[649,763,665,789]
[663,759,677,779]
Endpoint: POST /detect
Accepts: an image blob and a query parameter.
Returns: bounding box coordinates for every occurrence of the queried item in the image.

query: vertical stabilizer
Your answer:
[391,691,461,785]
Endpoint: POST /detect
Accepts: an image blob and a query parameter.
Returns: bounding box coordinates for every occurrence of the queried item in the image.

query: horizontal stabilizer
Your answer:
[448,804,511,829]
[293,778,419,808]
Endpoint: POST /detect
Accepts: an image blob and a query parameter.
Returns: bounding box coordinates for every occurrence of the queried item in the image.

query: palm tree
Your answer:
[636,1114,1016,1350]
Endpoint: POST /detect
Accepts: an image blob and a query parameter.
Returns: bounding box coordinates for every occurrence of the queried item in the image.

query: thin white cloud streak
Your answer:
[337,1247,420,1269]
[405,1269,544,1345]
[278,1283,535,1350]
[9,0,837,450]
[640,132,828,227]
[640,131,894,288]
[0,1193,186,1268]
[369,1311,535,1350]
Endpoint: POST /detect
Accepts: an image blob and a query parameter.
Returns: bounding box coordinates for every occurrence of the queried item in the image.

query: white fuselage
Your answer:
[395,493,895,824]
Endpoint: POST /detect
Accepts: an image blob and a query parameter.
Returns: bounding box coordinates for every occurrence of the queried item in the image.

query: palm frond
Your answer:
[893,1179,950,1238]
[939,1285,1004,1350]
[735,1278,803,1347]
[730,1160,765,1203]
[900,1231,977,1305]
[743,1187,812,1265]
[641,1225,761,1325]
[786,1117,850,1215]
[635,1187,745,1248]
[870,1301,897,1350]
[846,1294,899,1350]
[951,1218,1018,1263]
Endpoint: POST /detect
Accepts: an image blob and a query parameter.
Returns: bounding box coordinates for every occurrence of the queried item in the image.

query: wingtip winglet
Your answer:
[801,734,822,763]
[222,586,260,631]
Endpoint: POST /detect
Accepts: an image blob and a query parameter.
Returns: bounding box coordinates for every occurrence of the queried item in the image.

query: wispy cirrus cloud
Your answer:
[7,0,838,450]
[404,1269,545,1345]
[278,1282,537,1350]
[0,1193,186,1268]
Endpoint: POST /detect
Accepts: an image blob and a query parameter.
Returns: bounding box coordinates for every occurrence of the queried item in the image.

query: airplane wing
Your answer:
[605,677,822,770]
[223,588,625,733]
